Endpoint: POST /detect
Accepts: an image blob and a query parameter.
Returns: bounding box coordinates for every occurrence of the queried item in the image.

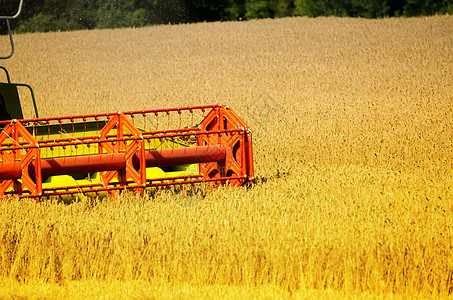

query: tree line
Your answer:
[1,0,452,33]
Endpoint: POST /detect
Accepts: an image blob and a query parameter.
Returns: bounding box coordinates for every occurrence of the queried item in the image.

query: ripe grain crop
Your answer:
[0,16,452,298]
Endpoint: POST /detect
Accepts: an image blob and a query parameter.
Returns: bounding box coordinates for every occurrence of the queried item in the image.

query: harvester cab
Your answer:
[1,0,37,122]
[0,83,21,121]
[0,67,39,122]
[0,1,254,201]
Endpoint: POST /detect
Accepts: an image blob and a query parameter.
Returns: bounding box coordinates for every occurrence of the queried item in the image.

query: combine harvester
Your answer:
[0,1,253,201]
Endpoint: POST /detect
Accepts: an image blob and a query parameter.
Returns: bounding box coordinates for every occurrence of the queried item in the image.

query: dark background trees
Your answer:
[1,0,452,33]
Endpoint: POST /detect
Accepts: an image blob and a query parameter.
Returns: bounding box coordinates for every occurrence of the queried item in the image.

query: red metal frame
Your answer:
[0,104,220,127]
[0,119,42,199]
[197,106,254,187]
[99,113,146,195]
[0,105,254,200]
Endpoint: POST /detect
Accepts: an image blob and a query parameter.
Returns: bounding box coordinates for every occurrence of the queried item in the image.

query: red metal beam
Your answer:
[0,161,22,180]
[135,145,226,168]
[21,153,126,179]
[40,154,126,177]
[1,145,226,181]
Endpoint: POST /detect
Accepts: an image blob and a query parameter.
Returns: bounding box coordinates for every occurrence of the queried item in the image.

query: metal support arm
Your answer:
[1,0,24,59]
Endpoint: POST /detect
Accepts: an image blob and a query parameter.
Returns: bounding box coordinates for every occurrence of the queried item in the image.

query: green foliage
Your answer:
[3,0,452,33]
[225,1,245,20]
[127,9,148,27]
[15,13,57,33]
[403,0,451,16]
[245,0,271,19]
[271,0,295,17]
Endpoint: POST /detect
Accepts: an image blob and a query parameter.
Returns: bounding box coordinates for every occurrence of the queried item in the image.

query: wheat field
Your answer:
[0,16,452,298]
